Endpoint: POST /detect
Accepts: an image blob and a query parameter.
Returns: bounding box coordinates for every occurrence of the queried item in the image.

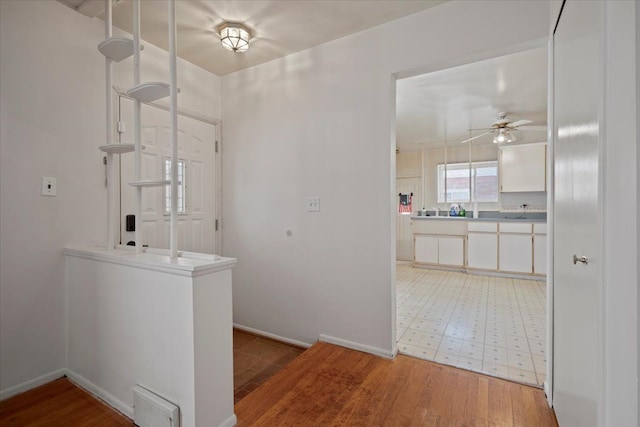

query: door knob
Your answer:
[573,255,588,265]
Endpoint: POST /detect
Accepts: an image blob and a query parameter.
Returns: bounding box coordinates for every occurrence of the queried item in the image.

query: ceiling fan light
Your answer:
[493,128,514,144]
[219,23,250,53]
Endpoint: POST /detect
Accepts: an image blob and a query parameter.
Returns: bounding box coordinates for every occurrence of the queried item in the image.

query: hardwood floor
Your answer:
[235,341,558,426]
[0,340,557,426]
[0,378,132,427]
[233,329,306,403]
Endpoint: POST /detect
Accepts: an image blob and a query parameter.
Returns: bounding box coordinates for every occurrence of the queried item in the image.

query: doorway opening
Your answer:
[393,45,549,388]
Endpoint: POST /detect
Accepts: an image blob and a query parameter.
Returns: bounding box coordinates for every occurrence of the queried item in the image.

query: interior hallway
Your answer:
[397,263,547,386]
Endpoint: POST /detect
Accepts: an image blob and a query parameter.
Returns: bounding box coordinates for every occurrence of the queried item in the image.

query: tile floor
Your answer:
[233,329,306,403]
[396,264,547,387]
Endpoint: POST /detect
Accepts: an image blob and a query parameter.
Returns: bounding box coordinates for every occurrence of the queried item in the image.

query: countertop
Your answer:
[410,216,546,223]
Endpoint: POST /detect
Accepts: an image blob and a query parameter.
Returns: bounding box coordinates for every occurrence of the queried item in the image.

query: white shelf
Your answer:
[98,37,142,62]
[129,180,171,188]
[127,82,179,103]
[99,143,137,154]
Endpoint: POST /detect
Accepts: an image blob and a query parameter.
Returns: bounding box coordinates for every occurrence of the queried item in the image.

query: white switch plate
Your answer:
[307,196,320,212]
[41,176,56,196]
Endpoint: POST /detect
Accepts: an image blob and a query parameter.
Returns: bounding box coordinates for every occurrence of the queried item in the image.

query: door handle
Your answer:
[573,255,588,265]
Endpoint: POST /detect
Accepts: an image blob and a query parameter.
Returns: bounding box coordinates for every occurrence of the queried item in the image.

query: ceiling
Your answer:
[58,0,546,149]
[58,0,446,76]
[396,47,548,152]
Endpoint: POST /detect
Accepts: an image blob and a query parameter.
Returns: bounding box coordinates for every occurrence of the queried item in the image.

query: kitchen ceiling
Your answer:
[396,47,548,152]
[58,0,446,76]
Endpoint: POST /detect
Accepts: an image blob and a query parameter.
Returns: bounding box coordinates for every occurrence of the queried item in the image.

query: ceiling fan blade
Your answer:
[515,125,547,131]
[461,132,490,143]
[467,127,494,131]
[508,119,533,127]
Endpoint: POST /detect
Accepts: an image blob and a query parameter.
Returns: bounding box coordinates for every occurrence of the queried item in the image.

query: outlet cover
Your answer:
[41,177,56,196]
[307,196,320,212]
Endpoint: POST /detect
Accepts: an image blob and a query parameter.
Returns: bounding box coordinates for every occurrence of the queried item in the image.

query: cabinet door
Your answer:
[534,234,547,275]
[438,236,464,267]
[499,144,547,192]
[415,235,438,264]
[468,233,498,270]
[499,234,533,273]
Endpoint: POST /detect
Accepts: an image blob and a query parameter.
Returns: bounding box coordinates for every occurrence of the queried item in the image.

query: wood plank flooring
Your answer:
[1,340,557,426]
[233,329,306,402]
[0,378,132,427]
[235,341,558,426]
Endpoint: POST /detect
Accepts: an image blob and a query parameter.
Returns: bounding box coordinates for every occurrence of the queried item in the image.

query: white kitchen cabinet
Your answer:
[468,233,498,270]
[414,234,464,267]
[499,233,533,273]
[415,235,438,264]
[533,224,547,275]
[438,236,465,267]
[499,143,547,192]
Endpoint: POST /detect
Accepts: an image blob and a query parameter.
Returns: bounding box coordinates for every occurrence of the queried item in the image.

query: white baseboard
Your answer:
[65,369,133,419]
[233,323,312,349]
[319,334,394,359]
[219,413,238,427]
[543,380,552,407]
[0,368,67,401]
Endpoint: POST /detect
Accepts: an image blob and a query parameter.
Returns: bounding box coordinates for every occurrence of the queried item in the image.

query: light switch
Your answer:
[307,196,320,212]
[41,177,56,196]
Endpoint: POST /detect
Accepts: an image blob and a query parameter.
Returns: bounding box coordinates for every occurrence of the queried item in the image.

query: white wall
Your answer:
[0,0,220,395]
[602,1,638,425]
[221,0,550,353]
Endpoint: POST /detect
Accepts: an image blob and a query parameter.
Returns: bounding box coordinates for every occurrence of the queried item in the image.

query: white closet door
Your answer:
[553,0,603,425]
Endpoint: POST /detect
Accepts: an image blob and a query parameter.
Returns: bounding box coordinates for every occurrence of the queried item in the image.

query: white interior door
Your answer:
[119,98,217,254]
[396,177,421,261]
[553,1,603,425]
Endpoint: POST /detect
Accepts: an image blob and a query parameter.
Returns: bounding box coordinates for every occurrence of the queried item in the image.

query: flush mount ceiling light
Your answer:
[219,22,250,53]
[493,128,515,144]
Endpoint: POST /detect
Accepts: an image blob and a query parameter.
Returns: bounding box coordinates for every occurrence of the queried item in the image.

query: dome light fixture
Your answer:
[219,22,250,53]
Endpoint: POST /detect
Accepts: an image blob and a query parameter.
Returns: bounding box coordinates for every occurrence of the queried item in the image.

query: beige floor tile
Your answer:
[396,264,546,387]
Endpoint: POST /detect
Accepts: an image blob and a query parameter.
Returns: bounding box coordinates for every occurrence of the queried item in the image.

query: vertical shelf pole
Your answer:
[168,0,178,259]
[105,0,115,250]
[133,0,143,253]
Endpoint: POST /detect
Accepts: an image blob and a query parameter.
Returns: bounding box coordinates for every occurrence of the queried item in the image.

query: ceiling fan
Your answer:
[462,112,545,144]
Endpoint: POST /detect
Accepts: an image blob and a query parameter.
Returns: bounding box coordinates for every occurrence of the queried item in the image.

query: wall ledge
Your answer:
[64,244,236,277]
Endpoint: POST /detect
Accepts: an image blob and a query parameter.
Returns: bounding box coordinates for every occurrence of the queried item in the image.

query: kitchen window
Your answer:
[437,161,498,203]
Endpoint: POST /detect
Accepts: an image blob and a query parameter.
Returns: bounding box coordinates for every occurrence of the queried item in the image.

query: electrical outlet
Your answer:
[41,177,56,196]
[307,196,320,212]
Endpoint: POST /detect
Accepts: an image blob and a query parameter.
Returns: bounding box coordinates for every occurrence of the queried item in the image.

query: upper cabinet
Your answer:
[499,143,547,192]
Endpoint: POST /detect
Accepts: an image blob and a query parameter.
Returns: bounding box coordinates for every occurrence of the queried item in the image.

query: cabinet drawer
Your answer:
[499,223,532,233]
[411,219,467,236]
[533,223,547,234]
[468,222,498,232]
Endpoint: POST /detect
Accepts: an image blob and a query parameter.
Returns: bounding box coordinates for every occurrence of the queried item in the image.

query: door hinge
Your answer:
[215,140,219,153]
[215,219,219,231]
[117,121,126,133]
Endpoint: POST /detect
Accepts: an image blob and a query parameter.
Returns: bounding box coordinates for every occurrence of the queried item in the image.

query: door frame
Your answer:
[390,36,552,390]
[114,86,223,254]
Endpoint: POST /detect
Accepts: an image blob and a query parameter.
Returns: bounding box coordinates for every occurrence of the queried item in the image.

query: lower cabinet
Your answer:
[467,233,498,270]
[412,219,546,277]
[499,234,533,273]
[533,223,547,275]
[415,235,438,264]
[414,234,464,267]
[438,236,464,267]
